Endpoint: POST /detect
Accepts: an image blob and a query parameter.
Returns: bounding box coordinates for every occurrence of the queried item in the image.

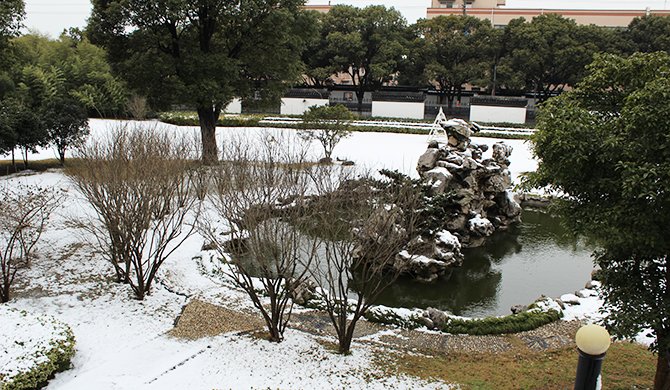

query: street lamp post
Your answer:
[574,324,611,390]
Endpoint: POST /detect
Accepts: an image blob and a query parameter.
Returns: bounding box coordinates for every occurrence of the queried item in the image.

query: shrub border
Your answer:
[362,297,564,336]
[0,309,76,390]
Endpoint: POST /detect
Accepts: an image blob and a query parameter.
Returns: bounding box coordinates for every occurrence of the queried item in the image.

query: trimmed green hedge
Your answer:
[0,311,76,390]
[439,309,562,335]
[362,298,563,336]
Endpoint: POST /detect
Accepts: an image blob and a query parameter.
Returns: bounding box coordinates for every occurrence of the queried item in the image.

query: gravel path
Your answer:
[171,300,581,355]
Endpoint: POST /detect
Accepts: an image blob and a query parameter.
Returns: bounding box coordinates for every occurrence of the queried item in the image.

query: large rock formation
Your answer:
[396,139,522,282]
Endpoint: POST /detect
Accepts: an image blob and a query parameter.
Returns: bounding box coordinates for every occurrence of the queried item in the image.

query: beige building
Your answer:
[427,0,670,27]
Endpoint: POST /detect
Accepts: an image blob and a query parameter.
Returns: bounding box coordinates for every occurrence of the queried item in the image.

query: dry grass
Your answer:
[0,159,65,176]
[378,342,655,389]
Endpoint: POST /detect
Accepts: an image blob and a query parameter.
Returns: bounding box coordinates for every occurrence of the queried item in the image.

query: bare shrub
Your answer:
[126,94,148,120]
[305,166,421,354]
[0,185,62,302]
[67,125,199,300]
[200,133,317,342]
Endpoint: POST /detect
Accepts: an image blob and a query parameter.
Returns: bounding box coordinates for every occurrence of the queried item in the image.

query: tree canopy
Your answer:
[626,15,670,54]
[498,14,608,101]
[319,5,409,112]
[408,15,497,107]
[527,52,670,389]
[88,0,314,163]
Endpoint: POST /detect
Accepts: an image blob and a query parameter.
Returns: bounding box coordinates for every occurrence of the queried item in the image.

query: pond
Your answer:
[374,209,596,317]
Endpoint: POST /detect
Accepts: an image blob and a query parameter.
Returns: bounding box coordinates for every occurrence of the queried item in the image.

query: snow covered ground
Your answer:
[25,119,538,183]
[1,169,448,389]
[0,119,642,389]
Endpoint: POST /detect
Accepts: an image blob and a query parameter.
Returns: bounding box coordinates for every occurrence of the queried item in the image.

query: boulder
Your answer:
[468,215,495,237]
[417,148,441,171]
[425,307,449,329]
[511,304,527,314]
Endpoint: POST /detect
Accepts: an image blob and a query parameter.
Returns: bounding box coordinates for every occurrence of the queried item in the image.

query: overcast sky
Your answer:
[23,0,670,38]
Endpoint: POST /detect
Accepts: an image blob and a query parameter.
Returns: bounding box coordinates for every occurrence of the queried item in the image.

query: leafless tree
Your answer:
[200,133,318,342]
[0,184,62,302]
[305,166,420,354]
[67,125,200,300]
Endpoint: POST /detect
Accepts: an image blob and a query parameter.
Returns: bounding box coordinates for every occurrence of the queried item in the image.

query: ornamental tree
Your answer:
[525,52,670,389]
[88,0,313,163]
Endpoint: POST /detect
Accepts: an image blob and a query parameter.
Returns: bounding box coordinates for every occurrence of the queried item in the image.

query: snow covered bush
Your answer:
[67,125,200,300]
[0,307,75,390]
[364,297,563,336]
[0,184,62,303]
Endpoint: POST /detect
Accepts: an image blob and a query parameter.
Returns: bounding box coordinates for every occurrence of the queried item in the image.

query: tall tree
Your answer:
[322,5,409,112]
[409,15,497,108]
[626,15,670,54]
[499,14,602,102]
[300,10,334,87]
[525,52,670,390]
[88,0,313,163]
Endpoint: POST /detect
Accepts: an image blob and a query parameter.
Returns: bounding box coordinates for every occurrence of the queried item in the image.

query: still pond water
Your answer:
[375,210,595,317]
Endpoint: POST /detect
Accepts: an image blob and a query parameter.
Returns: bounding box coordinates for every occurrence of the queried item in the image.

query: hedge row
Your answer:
[157,113,531,140]
[362,299,563,336]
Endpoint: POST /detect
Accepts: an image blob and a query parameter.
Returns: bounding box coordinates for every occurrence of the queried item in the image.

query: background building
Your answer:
[426,0,670,27]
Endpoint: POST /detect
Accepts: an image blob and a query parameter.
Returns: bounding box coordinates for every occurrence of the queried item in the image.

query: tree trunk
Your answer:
[654,350,670,390]
[11,149,15,170]
[355,90,365,114]
[197,105,221,164]
[58,144,66,166]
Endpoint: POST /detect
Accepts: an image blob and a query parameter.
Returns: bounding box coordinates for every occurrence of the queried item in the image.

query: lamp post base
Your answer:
[574,349,606,390]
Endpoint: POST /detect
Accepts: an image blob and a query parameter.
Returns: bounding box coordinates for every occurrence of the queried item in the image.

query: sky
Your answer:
[22,0,670,38]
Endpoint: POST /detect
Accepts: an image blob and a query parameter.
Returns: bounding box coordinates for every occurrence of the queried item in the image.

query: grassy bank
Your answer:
[379,342,654,389]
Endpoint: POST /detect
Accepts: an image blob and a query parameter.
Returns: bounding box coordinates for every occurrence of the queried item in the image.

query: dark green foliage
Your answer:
[499,14,615,101]
[440,310,562,335]
[44,96,90,164]
[526,52,670,388]
[300,104,354,159]
[318,5,409,112]
[405,16,497,107]
[626,15,670,54]
[88,0,314,162]
[362,306,562,335]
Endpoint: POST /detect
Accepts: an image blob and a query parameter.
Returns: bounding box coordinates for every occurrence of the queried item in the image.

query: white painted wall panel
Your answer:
[223,98,242,114]
[470,105,526,124]
[371,101,424,120]
[280,98,329,116]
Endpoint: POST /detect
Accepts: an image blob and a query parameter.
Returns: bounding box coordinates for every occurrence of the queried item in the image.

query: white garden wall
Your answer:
[470,105,526,124]
[280,98,329,116]
[223,98,242,114]
[371,101,424,120]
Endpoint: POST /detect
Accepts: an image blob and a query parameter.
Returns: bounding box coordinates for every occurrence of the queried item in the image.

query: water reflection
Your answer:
[374,210,595,317]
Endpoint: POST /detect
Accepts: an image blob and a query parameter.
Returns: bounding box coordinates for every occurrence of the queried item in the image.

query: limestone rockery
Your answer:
[397,139,522,283]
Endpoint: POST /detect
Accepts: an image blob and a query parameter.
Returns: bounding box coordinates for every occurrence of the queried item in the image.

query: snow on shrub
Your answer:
[0,307,75,390]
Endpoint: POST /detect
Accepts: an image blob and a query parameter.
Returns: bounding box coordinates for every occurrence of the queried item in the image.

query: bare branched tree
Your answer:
[305,166,421,354]
[0,184,62,302]
[200,133,318,342]
[67,125,200,300]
